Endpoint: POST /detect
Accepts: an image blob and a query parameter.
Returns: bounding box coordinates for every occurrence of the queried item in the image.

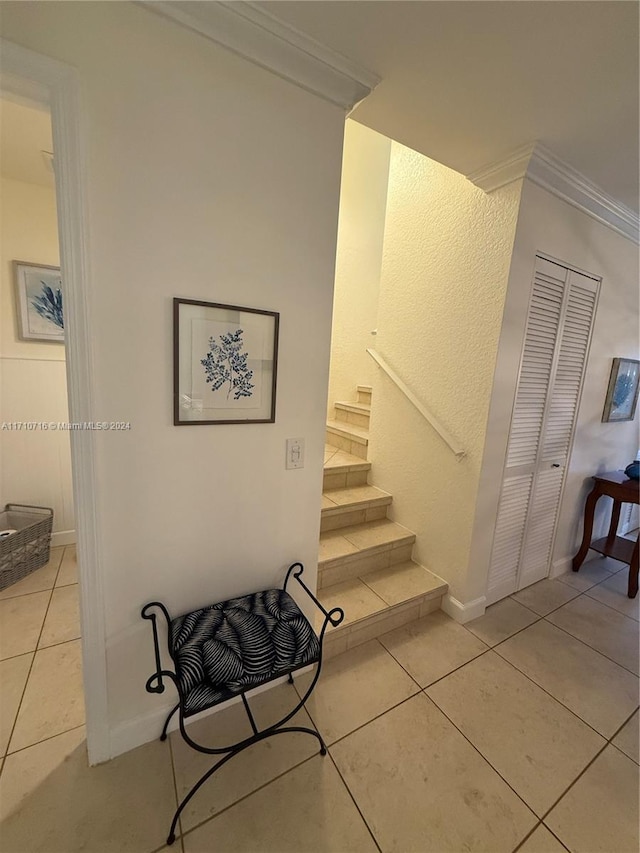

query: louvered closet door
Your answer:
[487,257,600,604]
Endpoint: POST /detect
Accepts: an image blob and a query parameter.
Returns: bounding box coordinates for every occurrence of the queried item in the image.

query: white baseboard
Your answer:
[550,556,571,578]
[52,529,76,547]
[551,550,598,579]
[108,669,312,760]
[108,705,174,761]
[441,593,486,624]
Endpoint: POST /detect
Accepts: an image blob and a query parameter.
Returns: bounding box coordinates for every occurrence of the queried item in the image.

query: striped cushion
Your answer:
[170,589,320,716]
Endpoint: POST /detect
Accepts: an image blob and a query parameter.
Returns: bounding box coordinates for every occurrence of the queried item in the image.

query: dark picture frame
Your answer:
[173,298,279,425]
[602,357,640,423]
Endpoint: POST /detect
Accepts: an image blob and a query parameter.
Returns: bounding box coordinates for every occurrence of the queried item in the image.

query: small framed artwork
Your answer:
[602,358,640,422]
[173,298,279,425]
[14,261,64,343]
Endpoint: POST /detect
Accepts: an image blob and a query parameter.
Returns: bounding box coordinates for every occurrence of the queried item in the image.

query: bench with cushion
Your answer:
[141,561,344,846]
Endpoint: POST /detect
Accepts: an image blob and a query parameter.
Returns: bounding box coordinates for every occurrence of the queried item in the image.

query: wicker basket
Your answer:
[0,504,54,591]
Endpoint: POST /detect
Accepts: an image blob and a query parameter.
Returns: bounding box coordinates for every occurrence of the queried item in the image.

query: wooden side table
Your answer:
[572,471,639,598]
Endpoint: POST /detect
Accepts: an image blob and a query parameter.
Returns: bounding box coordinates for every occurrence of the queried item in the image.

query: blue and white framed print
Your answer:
[173,298,279,425]
[14,261,64,343]
[602,358,640,422]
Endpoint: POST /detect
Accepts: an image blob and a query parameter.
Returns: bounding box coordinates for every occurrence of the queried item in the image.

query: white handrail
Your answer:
[366,348,466,460]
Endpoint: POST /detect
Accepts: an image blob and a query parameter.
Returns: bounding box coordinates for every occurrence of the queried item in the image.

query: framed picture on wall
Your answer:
[602,358,640,422]
[173,298,279,425]
[14,261,64,343]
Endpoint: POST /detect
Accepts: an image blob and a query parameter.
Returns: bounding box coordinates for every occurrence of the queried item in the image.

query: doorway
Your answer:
[1,39,108,764]
[0,93,85,760]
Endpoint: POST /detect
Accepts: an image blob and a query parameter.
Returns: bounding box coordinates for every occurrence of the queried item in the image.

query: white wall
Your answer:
[368,141,523,602]
[0,1,345,757]
[471,179,639,602]
[327,120,390,412]
[0,175,75,543]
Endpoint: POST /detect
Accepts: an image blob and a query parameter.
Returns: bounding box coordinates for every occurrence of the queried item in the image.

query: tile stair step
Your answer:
[321,485,391,533]
[323,446,370,471]
[326,420,369,444]
[334,402,371,415]
[319,519,415,564]
[316,561,448,658]
[320,488,391,532]
[319,519,416,587]
[334,402,371,429]
[322,446,371,491]
[324,469,369,491]
[326,420,369,459]
[322,485,391,516]
[356,385,372,404]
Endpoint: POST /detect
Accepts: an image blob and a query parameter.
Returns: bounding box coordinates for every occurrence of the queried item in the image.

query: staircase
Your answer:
[318,385,448,658]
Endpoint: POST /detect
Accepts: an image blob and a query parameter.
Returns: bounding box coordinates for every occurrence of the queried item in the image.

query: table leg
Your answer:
[628,538,639,599]
[572,484,600,572]
[606,499,622,547]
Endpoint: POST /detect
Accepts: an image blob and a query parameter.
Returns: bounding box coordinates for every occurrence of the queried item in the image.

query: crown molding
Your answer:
[527,145,639,244]
[466,143,536,193]
[467,143,639,244]
[138,1,379,111]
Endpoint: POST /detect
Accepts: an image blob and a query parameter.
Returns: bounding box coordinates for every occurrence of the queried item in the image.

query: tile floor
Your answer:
[0,550,638,853]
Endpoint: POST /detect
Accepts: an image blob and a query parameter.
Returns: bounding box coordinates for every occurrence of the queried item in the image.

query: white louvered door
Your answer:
[487,256,600,604]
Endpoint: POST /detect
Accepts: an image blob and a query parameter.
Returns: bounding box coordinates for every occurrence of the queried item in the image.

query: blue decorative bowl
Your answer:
[624,461,640,480]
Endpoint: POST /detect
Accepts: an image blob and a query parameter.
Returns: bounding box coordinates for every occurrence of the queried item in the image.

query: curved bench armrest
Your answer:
[141,601,174,694]
[283,562,345,641]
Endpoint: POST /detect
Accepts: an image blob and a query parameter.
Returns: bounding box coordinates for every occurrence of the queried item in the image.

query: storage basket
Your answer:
[0,504,54,591]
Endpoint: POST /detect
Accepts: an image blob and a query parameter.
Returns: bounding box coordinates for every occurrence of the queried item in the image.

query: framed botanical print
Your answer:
[173,298,279,425]
[14,261,64,342]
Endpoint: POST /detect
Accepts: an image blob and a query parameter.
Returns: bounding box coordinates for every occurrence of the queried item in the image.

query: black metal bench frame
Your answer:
[141,562,344,846]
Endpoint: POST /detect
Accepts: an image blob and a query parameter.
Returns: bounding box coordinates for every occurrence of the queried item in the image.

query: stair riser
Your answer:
[322,470,368,491]
[326,433,368,459]
[357,391,372,405]
[335,409,370,429]
[319,540,414,589]
[320,503,388,533]
[322,596,442,660]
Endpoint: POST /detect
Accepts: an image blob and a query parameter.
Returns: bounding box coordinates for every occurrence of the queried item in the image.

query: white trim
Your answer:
[109,670,304,758]
[467,143,639,245]
[550,556,572,579]
[0,356,67,363]
[551,551,598,579]
[1,39,109,765]
[467,143,536,193]
[366,348,466,459]
[51,529,76,548]
[441,593,486,624]
[138,0,379,111]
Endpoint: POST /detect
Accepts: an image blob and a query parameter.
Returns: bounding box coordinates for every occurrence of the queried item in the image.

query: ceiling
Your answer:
[0,96,54,188]
[262,1,639,213]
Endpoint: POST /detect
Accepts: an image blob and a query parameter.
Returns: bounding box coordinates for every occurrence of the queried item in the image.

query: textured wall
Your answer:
[328,120,391,412]
[1,1,345,757]
[369,143,522,600]
[0,176,75,540]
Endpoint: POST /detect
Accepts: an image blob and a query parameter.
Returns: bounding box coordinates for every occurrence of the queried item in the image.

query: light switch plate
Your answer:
[286,437,304,469]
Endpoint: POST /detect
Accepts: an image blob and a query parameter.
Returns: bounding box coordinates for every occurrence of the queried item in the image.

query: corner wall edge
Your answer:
[441,593,486,624]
